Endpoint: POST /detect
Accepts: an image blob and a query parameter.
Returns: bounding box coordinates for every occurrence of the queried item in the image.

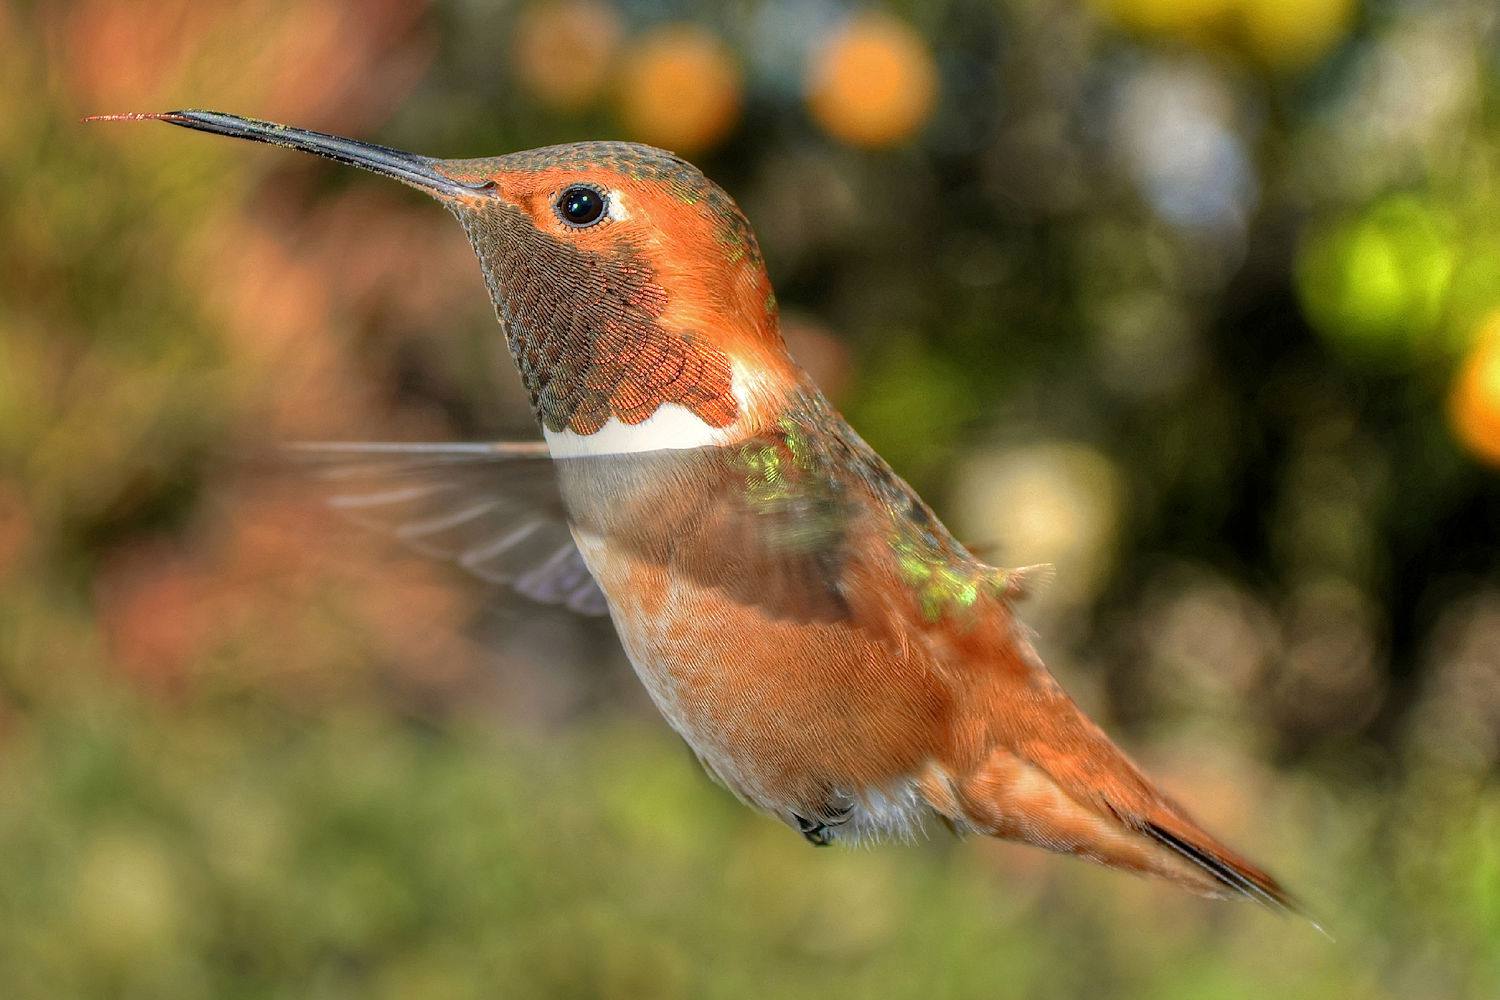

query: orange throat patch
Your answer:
[452,200,742,434]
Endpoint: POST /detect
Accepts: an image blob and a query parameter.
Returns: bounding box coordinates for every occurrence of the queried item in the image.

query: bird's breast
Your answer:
[564,519,958,830]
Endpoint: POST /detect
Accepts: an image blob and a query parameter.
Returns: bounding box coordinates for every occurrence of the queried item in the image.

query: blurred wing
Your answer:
[559,393,990,635]
[288,441,608,615]
[553,416,878,626]
[629,436,854,622]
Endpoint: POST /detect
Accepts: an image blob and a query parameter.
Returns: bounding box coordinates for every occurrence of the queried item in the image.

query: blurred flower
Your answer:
[1111,59,1257,239]
[1296,195,1457,357]
[1449,313,1500,466]
[511,0,624,112]
[950,442,1123,613]
[1238,0,1356,69]
[617,24,742,155]
[805,12,937,149]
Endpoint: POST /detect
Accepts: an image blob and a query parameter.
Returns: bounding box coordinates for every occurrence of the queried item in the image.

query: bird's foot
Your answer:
[794,802,852,847]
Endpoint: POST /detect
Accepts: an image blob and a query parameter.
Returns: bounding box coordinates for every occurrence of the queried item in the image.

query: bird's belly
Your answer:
[568,527,950,841]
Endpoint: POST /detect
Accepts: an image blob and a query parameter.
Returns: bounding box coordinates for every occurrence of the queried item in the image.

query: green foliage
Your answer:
[1,682,1496,1000]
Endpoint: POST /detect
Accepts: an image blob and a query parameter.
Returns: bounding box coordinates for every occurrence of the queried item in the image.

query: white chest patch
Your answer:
[542,402,734,457]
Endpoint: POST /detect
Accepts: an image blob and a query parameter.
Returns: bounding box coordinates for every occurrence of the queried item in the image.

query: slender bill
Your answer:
[83,110,495,201]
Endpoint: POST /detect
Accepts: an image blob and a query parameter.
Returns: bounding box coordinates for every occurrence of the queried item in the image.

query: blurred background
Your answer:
[4,0,1500,996]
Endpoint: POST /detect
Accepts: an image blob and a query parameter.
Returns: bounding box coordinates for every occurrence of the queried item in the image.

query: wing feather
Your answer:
[288,440,608,616]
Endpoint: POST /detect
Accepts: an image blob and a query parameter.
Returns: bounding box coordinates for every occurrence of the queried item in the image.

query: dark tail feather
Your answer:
[1143,822,1292,911]
[1143,821,1328,935]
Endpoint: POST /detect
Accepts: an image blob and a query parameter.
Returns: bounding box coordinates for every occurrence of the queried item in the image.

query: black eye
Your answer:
[556,185,607,227]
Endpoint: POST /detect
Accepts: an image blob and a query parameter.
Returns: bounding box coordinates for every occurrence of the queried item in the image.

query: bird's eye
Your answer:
[555,185,607,228]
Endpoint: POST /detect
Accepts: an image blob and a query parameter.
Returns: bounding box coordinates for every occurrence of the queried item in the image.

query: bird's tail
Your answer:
[917,645,1303,917]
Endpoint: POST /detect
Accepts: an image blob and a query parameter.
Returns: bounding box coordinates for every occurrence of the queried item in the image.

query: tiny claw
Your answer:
[793,814,836,847]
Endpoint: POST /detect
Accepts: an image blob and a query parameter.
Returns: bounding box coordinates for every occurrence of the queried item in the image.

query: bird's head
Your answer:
[90,111,794,437]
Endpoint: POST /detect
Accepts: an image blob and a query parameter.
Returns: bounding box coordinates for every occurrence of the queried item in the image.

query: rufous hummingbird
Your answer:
[90,110,1303,917]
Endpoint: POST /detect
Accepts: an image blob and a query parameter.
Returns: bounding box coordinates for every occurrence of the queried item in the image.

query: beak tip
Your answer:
[81,111,187,125]
[81,109,490,201]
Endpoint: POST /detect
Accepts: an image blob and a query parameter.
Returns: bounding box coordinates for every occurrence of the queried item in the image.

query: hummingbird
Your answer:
[90,110,1302,916]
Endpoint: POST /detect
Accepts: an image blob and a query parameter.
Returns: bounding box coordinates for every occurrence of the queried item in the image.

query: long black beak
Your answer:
[85,110,496,200]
